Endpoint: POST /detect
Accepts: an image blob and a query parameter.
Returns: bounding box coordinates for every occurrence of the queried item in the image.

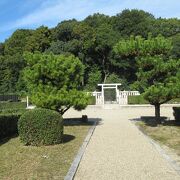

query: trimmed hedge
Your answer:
[18,108,63,146]
[0,108,27,114]
[173,107,180,121]
[128,96,180,105]
[0,113,21,139]
[88,96,96,105]
[128,95,149,104]
[0,102,26,110]
[168,98,180,104]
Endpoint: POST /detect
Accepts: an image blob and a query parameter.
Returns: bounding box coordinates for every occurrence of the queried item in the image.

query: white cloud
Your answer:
[1,0,95,32]
[1,0,180,33]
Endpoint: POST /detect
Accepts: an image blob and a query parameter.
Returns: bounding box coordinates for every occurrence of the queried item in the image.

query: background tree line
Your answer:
[0,9,179,94]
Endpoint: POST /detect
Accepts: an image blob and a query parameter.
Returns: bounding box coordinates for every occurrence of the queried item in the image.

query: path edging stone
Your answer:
[133,122,180,176]
[64,120,97,180]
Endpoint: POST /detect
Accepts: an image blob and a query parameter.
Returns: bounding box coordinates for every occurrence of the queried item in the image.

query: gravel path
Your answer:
[64,106,180,180]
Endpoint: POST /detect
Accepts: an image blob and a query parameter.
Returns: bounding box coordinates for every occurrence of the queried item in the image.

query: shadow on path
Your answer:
[62,117,102,144]
[63,118,102,126]
[130,116,180,127]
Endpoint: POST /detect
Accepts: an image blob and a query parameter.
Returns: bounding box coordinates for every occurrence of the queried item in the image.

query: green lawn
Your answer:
[0,121,91,180]
[136,119,180,155]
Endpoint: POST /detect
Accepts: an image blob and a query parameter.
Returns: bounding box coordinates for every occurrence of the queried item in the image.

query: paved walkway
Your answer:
[64,106,180,180]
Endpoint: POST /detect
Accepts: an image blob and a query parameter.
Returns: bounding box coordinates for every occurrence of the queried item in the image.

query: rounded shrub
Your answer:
[18,108,63,146]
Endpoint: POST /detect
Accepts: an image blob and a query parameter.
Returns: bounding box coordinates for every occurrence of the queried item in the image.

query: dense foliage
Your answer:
[114,35,180,122]
[0,9,179,93]
[128,95,148,104]
[23,53,89,114]
[18,108,63,146]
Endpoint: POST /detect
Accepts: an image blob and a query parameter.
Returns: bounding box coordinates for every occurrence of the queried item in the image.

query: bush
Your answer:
[18,108,63,146]
[0,108,27,114]
[128,95,149,104]
[173,107,180,121]
[0,102,26,110]
[168,98,180,104]
[128,96,180,105]
[88,96,96,105]
[0,113,21,140]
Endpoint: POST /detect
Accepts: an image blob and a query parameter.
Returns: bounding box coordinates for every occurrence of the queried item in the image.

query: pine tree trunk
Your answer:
[155,104,161,123]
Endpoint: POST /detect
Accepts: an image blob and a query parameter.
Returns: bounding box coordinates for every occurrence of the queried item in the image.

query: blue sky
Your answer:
[0,0,180,42]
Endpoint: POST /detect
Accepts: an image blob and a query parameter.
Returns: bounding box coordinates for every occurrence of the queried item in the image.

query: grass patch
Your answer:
[0,120,92,180]
[136,119,180,155]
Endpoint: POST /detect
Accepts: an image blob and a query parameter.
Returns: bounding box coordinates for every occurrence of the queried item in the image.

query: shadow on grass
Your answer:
[162,120,180,126]
[0,134,18,146]
[63,118,102,126]
[62,134,75,144]
[130,116,180,127]
[0,118,102,146]
[62,117,101,144]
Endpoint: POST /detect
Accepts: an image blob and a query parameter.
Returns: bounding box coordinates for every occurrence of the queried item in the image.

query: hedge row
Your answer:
[88,96,96,105]
[128,96,149,104]
[0,102,26,110]
[128,96,180,105]
[0,108,27,114]
[0,109,27,140]
[0,113,21,139]
[168,98,180,104]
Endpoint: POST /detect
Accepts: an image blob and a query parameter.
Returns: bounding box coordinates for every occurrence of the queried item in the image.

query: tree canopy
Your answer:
[23,53,89,115]
[114,35,180,122]
[0,9,179,94]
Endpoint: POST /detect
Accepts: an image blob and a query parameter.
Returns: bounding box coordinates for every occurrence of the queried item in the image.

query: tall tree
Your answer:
[152,18,180,37]
[84,13,111,28]
[23,53,89,115]
[137,56,179,122]
[4,29,32,55]
[46,39,81,57]
[93,24,120,82]
[53,19,78,42]
[73,21,120,82]
[1,30,31,93]
[114,35,179,122]
[112,9,155,38]
[25,26,52,53]
[0,43,4,55]
[113,34,172,83]
[1,9,179,94]
[0,54,25,93]
[85,67,102,91]
[171,33,180,58]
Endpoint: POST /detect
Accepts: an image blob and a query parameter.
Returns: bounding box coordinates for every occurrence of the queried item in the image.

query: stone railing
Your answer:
[92,90,140,105]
